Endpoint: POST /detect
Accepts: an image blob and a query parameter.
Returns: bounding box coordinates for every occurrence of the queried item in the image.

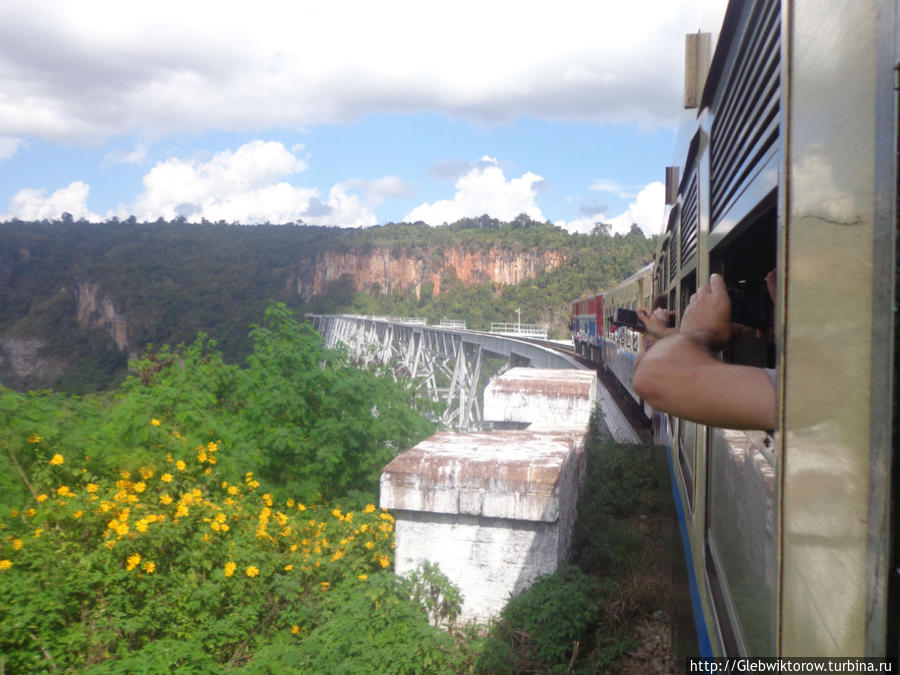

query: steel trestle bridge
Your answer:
[308,315,583,431]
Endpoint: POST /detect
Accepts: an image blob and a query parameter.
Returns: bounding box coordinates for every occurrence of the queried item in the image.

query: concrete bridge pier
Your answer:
[380,368,599,624]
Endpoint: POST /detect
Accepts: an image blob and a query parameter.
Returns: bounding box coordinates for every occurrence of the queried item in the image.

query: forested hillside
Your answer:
[0,215,656,393]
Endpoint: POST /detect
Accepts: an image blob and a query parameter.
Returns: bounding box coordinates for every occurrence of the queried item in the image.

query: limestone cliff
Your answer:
[285,245,566,299]
[0,337,66,390]
[74,279,132,356]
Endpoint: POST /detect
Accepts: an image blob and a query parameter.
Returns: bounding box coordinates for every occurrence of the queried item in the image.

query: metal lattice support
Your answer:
[307,314,584,431]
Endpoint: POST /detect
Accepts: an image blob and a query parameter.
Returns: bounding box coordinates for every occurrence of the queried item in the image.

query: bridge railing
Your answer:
[439,319,467,329]
[367,316,428,325]
[489,322,549,339]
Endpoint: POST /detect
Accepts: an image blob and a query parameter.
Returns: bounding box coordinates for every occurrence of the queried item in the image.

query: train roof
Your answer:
[604,262,654,294]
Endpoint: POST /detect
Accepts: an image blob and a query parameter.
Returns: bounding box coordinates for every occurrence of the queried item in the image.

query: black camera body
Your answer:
[611,308,645,332]
[728,281,772,329]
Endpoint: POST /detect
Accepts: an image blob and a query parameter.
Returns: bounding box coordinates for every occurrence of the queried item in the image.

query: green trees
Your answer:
[0,216,657,392]
[0,305,447,672]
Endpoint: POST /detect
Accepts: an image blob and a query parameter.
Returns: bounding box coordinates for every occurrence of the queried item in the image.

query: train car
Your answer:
[599,263,654,404]
[606,0,897,660]
[570,294,603,362]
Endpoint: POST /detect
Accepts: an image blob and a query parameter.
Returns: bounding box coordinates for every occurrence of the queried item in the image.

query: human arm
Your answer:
[632,274,777,431]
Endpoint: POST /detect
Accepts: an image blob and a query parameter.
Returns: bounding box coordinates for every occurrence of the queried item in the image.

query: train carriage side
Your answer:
[600,263,654,403]
[570,295,603,363]
[647,0,897,659]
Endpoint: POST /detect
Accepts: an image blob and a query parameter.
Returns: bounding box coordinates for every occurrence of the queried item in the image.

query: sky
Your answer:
[0,0,728,237]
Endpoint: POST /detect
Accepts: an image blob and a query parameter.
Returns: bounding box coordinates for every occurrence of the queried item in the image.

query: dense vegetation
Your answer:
[0,215,656,394]
[1,306,668,672]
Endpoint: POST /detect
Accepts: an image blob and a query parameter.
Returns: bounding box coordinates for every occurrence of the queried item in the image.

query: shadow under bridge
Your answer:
[307,315,584,431]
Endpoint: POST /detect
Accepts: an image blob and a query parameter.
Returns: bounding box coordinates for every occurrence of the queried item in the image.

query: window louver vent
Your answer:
[669,239,678,285]
[681,171,699,266]
[710,0,780,228]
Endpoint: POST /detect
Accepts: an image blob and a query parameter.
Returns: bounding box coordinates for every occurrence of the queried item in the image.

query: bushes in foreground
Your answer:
[0,428,400,671]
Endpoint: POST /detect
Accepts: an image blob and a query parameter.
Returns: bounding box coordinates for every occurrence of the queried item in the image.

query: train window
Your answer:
[710,202,777,370]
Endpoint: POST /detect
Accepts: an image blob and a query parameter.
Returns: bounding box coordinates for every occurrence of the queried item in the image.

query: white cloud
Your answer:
[589,179,624,194]
[0,136,24,160]
[340,175,415,202]
[607,182,665,236]
[3,181,100,221]
[103,141,148,165]
[131,140,376,226]
[0,0,728,142]
[558,181,665,237]
[405,157,544,225]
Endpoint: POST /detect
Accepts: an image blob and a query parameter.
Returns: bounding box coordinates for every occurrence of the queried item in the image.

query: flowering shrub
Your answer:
[0,424,398,672]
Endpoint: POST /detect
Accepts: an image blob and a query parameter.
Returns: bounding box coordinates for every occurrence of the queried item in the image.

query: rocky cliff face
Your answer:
[285,245,566,299]
[0,337,67,390]
[74,279,132,356]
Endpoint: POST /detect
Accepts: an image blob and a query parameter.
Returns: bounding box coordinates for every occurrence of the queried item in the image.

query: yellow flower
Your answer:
[139,467,154,480]
[175,504,189,518]
[132,481,146,493]
[224,561,236,577]
[36,494,47,503]
[378,554,390,568]
[175,460,187,472]
[365,541,374,550]
[161,473,173,483]
[330,550,344,562]
[296,503,306,512]
[126,553,142,571]
[150,418,161,427]
[245,565,259,578]
[86,483,100,493]
[331,508,343,520]
[159,494,173,505]
[49,453,64,465]
[319,581,330,591]
[33,528,43,538]
[227,485,239,495]
[104,540,116,550]
[363,503,376,514]
[290,625,300,635]
[284,564,294,571]
[142,561,156,574]
[56,486,71,497]
[73,511,83,519]
[11,539,23,551]
[27,433,41,444]
[357,574,368,581]
[0,560,11,570]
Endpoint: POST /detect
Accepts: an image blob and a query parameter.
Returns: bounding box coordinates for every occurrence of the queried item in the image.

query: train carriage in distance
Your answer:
[570,294,602,363]
[599,264,654,407]
[583,0,899,661]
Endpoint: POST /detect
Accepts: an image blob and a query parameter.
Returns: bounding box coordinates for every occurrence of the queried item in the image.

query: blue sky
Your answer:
[0,0,727,236]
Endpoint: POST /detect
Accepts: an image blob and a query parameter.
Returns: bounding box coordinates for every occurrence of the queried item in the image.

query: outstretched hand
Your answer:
[681,274,733,349]
[636,307,676,340]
